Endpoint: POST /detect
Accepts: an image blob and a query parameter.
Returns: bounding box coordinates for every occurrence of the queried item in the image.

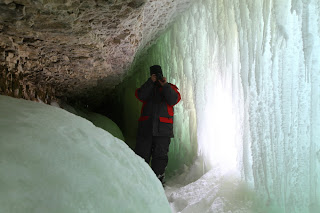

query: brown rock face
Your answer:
[0,0,191,104]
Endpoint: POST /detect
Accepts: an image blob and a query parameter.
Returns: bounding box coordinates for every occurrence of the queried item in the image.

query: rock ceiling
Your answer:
[0,0,191,103]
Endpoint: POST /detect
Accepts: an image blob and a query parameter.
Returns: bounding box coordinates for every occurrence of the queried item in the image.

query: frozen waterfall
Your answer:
[116,0,320,212]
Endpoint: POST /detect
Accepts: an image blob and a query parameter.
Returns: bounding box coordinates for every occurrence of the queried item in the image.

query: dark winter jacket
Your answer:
[135,78,181,138]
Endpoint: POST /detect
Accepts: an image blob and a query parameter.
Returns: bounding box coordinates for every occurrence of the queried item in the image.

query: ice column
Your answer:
[117,0,320,212]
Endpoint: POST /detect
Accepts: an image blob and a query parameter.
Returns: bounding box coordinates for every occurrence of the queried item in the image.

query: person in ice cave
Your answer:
[135,65,181,185]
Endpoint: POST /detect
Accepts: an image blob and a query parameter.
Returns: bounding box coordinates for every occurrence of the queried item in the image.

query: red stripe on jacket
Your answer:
[159,117,173,124]
[169,84,181,106]
[166,84,181,116]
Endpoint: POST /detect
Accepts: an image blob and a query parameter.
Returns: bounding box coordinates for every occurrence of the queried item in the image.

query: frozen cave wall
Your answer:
[116,0,320,212]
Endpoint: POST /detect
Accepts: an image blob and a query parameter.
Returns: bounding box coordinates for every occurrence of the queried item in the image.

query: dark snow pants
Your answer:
[135,135,171,181]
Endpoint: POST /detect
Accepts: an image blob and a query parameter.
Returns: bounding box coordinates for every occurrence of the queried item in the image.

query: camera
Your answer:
[156,72,163,81]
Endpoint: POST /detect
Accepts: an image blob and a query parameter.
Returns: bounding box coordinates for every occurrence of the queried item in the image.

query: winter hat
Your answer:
[150,65,163,76]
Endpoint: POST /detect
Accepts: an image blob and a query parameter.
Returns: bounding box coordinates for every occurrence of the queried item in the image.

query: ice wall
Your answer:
[117,0,320,212]
[0,95,171,213]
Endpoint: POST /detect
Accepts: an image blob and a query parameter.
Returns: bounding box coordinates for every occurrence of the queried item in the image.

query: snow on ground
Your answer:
[165,159,281,213]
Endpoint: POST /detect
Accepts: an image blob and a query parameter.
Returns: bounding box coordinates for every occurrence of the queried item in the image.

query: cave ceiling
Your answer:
[0,0,191,103]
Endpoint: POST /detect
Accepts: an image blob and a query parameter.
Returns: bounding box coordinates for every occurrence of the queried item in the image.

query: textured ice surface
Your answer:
[84,112,125,141]
[117,0,320,212]
[0,95,171,213]
[165,161,280,213]
[60,103,125,141]
[165,168,255,213]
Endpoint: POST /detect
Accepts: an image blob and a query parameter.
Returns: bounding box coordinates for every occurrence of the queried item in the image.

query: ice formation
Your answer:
[117,0,320,212]
[60,103,125,141]
[165,166,260,213]
[0,95,171,213]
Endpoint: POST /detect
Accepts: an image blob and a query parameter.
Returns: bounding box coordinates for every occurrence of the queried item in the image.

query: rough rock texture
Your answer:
[0,0,192,103]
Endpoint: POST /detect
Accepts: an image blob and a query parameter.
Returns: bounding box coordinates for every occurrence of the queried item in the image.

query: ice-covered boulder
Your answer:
[60,103,125,141]
[0,95,171,213]
[85,111,125,141]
